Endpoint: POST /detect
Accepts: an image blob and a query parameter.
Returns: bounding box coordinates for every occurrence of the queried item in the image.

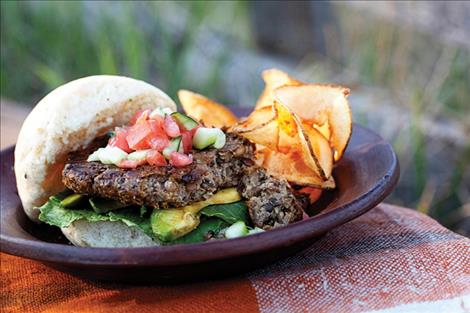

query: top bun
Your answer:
[15,75,176,222]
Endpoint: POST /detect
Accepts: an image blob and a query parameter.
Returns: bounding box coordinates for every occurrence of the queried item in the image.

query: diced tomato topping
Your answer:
[118,159,147,169]
[188,125,200,136]
[169,152,193,167]
[111,109,199,169]
[108,128,132,153]
[126,120,153,150]
[147,118,164,135]
[298,187,323,204]
[148,135,169,151]
[130,109,150,125]
[163,116,181,138]
[180,125,199,153]
[144,119,168,151]
[181,131,193,153]
[146,150,167,166]
[136,110,150,124]
[148,114,164,126]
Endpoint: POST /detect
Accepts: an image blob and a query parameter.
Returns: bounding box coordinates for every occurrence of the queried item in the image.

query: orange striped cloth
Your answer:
[1,204,469,313]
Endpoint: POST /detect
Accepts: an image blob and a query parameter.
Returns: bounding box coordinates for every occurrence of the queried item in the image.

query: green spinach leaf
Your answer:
[171,218,228,244]
[200,201,249,224]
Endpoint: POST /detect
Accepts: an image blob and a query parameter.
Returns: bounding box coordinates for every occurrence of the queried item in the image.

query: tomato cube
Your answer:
[148,136,169,151]
[163,116,181,138]
[181,131,193,153]
[169,152,193,167]
[146,150,167,166]
[108,127,132,153]
[126,121,153,150]
[118,159,147,169]
[130,109,150,125]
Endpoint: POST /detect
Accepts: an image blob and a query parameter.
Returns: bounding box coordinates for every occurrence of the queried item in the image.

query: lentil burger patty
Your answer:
[63,132,304,228]
[239,167,305,229]
[63,133,255,208]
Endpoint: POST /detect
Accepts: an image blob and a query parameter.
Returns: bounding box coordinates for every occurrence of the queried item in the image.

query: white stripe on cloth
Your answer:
[363,295,470,313]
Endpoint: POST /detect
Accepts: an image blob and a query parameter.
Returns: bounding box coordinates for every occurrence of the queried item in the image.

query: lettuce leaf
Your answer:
[38,195,249,245]
[200,201,249,224]
[38,197,155,239]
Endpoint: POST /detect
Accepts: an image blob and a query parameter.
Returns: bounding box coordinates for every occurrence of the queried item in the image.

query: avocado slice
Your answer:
[151,209,200,242]
[150,187,241,242]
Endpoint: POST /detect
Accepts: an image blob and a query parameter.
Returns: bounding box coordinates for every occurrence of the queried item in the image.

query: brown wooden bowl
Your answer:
[0,123,399,283]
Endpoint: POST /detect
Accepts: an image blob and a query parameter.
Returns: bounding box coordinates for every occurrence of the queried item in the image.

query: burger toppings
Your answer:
[87,108,226,168]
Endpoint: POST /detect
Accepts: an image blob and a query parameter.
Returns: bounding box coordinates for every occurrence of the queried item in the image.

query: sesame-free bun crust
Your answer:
[15,75,176,222]
[61,220,159,247]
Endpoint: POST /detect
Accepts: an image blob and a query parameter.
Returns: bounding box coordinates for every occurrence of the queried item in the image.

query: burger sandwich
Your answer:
[15,74,346,247]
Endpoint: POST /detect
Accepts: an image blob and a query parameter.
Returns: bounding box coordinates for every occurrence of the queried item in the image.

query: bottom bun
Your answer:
[61,220,160,247]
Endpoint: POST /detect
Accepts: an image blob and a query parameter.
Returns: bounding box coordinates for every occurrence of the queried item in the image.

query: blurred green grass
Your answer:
[0,1,250,103]
[331,5,469,233]
[1,1,468,234]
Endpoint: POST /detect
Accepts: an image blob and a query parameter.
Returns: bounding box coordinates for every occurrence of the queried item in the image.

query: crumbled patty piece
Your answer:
[62,133,254,208]
[238,167,304,229]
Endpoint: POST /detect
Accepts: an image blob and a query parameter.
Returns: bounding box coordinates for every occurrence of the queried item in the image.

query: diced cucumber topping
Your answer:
[192,127,226,150]
[87,149,102,162]
[150,107,174,118]
[163,136,182,158]
[213,128,226,149]
[87,146,128,165]
[248,227,265,235]
[171,112,199,130]
[225,221,248,239]
[103,147,128,164]
[192,128,217,149]
[128,149,150,162]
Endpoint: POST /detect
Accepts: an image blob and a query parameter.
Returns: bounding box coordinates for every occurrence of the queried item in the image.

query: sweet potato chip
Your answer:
[274,84,352,161]
[239,100,329,182]
[231,105,275,131]
[274,100,326,179]
[313,121,330,140]
[260,149,335,189]
[303,123,334,179]
[235,120,279,151]
[255,68,302,110]
[178,89,238,128]
[231,106,279,150]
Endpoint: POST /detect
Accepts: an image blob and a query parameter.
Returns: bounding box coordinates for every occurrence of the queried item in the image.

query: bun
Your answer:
[61,220,159,247]
[15,75,176,222]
